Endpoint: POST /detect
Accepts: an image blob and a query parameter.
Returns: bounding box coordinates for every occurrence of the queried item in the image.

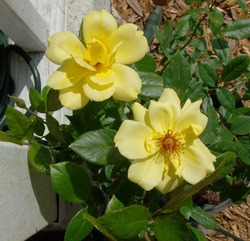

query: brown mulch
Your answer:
[208,195,250,240]
[111,0,250,240]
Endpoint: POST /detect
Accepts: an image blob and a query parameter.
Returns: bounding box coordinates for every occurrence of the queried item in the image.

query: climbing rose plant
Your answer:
[1,3,250,241]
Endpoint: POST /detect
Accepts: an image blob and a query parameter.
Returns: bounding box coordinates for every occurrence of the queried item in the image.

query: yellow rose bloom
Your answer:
[114,89,216,194]
[45,10,148,110]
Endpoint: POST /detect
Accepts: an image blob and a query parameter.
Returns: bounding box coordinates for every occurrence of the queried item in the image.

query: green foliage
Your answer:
[222,19,250,39]
[64,206,95,241]
[50,162,91,203]
[163,50,191,102]
[154,216,188,241]
[28,142,52,175]
[1,2,250,241]
[70,129,117,165]
[97,204,151,239]
[221,55,250,82]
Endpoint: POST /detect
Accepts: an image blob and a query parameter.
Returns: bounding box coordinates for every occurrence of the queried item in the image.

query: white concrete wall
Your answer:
[0,1,110,240]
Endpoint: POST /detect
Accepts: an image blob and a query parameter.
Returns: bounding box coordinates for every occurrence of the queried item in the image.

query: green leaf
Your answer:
[181,202,218,230]
[139,71,164,99]
[98,205,151,240]
[212,37,230,65]
[154,216,188,241]
[106,146,126,164]
[198,62,218,87]
[0,131,23,145]
[188,225,207,241]
[82,212,117,241]
[191,206,218,229]
[163,50,191,102]
[209,141,237,155]
[175,15,190,38]
[237,0,248,13]
[64,207,94,241]
[70,129,116,165]
[6,106,33,140]
[235,139,250,164]
[208,7,224,32]
[46,114,65,143]
[214,152,236,180]
[46,88,63,112]
[187,78,206,101]
[28,142,52,175]
[154,20,173,49]
[221,55,250,82]
[231,115,250,135]
[50,162,91,203]
[222,19,250,39]
[29,88,46,113]
[105,195,125,214]
[32,117,45,136]
[133,54,157,72]
[216,87,235,111]
[162,160,226,213]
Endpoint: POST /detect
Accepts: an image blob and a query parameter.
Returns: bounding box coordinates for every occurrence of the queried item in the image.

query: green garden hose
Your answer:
[0,31,41,130]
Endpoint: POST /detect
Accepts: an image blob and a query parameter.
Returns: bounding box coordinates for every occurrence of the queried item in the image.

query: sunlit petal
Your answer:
[47,59,87,90]
[46,32,85,65]
[59,81,89,110]
[114,120,153,159]
[83,10,117,45]
[181,139,216,184]
[128,155,165,191]
[132,102,147,123]
[83,80,115,102]
[158,88,181,117]
[182,124,204,145]
[147,100,174,133]
[112,64,141,101]
[109,24,148,64]
[89,69,116,86]
[175,100,207,133]
[156,163,184,194]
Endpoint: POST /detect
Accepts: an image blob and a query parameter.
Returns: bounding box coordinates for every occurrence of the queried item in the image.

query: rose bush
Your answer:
[1,3,250,241]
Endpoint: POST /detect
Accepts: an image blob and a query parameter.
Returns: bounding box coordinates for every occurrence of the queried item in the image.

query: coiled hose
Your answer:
[0,31,41,130]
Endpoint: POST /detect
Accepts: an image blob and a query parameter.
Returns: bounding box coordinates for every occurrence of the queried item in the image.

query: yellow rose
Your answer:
[46,10,148,110]
[114,89,216,194]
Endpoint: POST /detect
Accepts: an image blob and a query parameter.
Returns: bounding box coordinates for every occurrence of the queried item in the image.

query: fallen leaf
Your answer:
[126,0,143,17]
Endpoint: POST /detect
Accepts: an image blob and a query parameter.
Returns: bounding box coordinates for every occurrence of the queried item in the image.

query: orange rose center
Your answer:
[158,130,185,156]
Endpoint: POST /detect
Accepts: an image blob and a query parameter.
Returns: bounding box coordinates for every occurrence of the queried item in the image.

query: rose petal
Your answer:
[88,69,115,86]
[156,163,184,194]
[128,154,165,191]
[59,81,89,110]
[83,10,117,45]
[181,139,215,184]
[132,102,147,123]
[114,120,153,159]
[147,100,174,133]
[83,76,115,102]
[112,63,141,101]
[47,59,88,90]
[175,100,208,133]
[46,32,85,65]
[158,88,181,116]
[109,24,148,64]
